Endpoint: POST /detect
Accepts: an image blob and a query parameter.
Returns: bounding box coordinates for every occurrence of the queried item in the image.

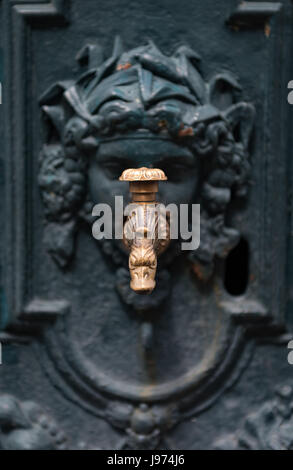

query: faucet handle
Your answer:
[119,167,167,203]
[119,167,167,182]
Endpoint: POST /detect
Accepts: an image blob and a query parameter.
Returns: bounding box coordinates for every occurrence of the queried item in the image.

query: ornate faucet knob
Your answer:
[119,167,167,182]
[119,167,167,203]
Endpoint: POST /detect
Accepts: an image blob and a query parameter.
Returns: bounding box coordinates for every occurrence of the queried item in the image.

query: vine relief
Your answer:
[0,394,67,450]
[214,385,293,450]
[106,402,178,450]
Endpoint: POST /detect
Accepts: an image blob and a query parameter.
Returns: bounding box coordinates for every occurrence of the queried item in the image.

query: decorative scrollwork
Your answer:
[0,394,67,450]
[214,385,293,450]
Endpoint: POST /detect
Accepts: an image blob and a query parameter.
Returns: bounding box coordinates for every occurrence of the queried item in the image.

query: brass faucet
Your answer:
[119,168,170,295]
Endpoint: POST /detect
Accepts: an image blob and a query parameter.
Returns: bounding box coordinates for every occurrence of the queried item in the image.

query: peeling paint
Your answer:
[178,126,194,137]
[116,62,132,71]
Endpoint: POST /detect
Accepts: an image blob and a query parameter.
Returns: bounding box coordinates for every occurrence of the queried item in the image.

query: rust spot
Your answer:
[178,126,194,137]
[116,62,132,71]
[158,119,167,128]
[191,262,206,282]
[250,273,255,282]
[264,22,271,38]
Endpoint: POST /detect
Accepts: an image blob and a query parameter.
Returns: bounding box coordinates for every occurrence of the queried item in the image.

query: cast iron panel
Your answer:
[0,0,293,450]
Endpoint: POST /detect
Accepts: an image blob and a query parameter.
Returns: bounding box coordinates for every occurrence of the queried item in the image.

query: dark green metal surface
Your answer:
[0,0,293,450]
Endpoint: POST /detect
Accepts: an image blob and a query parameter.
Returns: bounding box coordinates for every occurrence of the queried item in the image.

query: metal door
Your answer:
[0,0,293,450]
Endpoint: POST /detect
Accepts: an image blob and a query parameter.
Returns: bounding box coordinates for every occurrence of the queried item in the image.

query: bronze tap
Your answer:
[119,168,170,295]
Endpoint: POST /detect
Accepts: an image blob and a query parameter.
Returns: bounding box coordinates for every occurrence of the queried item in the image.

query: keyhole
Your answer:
[224,237,249,296]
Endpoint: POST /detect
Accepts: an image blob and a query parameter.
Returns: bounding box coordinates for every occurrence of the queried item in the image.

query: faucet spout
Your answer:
[129,237,157,295]
[119,168,170,295]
